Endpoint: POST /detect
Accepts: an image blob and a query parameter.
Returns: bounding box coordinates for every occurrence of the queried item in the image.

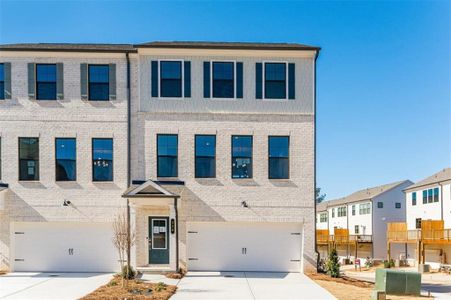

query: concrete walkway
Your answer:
[0,272,112,299]
[143,271,336,300]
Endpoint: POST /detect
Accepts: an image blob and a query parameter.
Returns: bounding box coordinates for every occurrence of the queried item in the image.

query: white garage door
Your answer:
[187,222,302,272]
[13,222,119,272]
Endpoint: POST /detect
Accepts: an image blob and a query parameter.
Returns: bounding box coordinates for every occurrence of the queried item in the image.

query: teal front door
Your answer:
[149,217,170,264]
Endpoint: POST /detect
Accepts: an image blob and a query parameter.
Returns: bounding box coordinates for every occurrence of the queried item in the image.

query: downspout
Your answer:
[126,52,132,271]
[439,183,444,220]
[175,197,179,271]
[371,199,374,258]
[313,49,321,271]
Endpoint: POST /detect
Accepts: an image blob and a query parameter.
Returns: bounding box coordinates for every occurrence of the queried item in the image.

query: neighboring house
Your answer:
[403,168,451,268]
[0,41,320,273]
[316,180,413,262]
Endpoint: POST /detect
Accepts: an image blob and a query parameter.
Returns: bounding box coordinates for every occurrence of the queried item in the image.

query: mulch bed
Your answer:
[307,272,374,288]
[80,276,177,300]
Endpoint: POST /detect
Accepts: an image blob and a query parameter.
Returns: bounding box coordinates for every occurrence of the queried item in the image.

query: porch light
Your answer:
[241,201,248,208]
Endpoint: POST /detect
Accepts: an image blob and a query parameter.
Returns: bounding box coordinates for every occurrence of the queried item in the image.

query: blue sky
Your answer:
[1,0,450,199]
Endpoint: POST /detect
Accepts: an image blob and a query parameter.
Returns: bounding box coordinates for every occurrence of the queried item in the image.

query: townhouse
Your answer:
[0,41,320,273]
[394,168,450,269]
[316,180,412,262]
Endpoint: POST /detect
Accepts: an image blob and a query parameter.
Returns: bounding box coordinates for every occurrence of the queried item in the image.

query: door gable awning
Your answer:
[122,179,179,198]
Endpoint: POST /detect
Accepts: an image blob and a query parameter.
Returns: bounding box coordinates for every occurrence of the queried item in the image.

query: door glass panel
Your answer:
[152,219,167,249]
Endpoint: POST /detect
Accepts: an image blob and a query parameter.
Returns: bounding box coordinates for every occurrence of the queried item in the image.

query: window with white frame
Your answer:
[337,206,347,217]
[320,212,328,223]
[359,203,371,215]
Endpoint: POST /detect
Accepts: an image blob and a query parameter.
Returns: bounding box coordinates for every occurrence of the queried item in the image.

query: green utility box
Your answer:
[375,269,421,296]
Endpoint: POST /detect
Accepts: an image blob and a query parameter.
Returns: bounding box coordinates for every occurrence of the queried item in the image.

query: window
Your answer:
[55,138,76,181]
[423,190,427,204]
[331,208,335,218]
[195,135,216,178]
[160,61,182,97]
[231,136,252,178]
[355,225,359,234]
[157,134,178,177]
[395,202,401,209]
[377,202,383,208]
[320,212,328,223]
[36,64,56,100]
[88,65,109,101]
[352,205,356,216]
[0,63,4,100]
[412,192,417,206]
[265,62,286,99]
[212,62,234,98]
[416,218,422,229]
[19,138,39,181]
[428,189,433,203]
[337,206,347,217]
[268,136,289,179]
[359,203,371,215]
[92,138,113,181]
[433,188,439,202]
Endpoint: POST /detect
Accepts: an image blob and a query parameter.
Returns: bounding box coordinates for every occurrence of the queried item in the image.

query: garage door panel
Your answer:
[13,222,119,272]
[187,222,302,272]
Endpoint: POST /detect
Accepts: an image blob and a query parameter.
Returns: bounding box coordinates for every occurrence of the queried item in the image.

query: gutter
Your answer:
[439,183,444,220]
[313,49,321,271]
[126,52,132,272]
[174,197,179,271]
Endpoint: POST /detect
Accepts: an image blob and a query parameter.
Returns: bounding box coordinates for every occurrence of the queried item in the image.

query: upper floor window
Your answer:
[231,135,252,179]
[412,192,417,206]
[0,63,4,100]
[427,189,433,203]
[359,203,371,215]
[160,61,182,97]
[320,212,328,223]
[352,205,356,216]
[433,187,439,202]
[337,206,347,217]
[92,138,113,181]
[89,65,109,101]
[213,62,234,98]
[423,190,427,204]
[19,137,39,181]
[265,62,286,99]
[36,64,56,100]
[268,136,289,179]
[395,202,401,209]
[157,134,178,177]
[195,135,216,178]
[331,208,335,218]
[377,202,383,208]
[55,138,76,181]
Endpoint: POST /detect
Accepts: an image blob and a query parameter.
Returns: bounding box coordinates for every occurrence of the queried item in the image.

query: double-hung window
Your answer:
[423,190,427,204]
[160,61,182,97]
[355,225,359,234]
[412,192,417,206]
[0,64,4,100]
[268,136,289,179]
[213,62,234,98]
[428,189,433,203]
[337,206,347,217]
[331,208,335,218]
[395,202,401,209]
[320,212,327,223]
[195,135,216,178]
[89,65,109,101]
[265,62,287,99]
[92,138,113,181]
[359,203,371,215]
[377,202,383,208]
[55,138,76,181]
[157,134,178,177]
[19,137,39,181]
[231,136,253,179]
[36,64,57,100]
[352,205,356,215]
[433,188,439,202]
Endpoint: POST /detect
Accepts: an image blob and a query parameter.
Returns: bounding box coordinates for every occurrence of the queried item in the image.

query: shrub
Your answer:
[121,265,136,279]
[364,257,374,268]
[326,249,340,278]
[383,260,391,268]
[317,258,327,273]
[155,282,167,292]
[389,258,395,268]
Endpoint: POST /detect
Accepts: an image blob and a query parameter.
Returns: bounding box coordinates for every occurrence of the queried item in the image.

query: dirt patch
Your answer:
[80,276,177,300]
[165,269,186,279]
[308,273,427,300]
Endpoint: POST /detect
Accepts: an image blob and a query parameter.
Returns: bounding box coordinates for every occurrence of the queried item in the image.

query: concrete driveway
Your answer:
[169,272,336,300]
[0,272,112,299]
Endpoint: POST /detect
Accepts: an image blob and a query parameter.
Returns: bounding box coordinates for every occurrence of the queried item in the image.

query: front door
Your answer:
[148,217,170,264]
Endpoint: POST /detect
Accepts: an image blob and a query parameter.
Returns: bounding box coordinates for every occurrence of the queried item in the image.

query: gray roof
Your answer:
[405,168,451,191]
[135,41,320,51]
[317,180,411,211]
[0,41,320,53]
[0,43,137,53]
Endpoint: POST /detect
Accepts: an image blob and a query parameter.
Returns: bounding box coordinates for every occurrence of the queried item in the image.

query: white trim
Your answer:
[210,60,237,100]
[128,179,174,196]
[157,59,185,99]
[151,218,168,250]
[262,61,289,100]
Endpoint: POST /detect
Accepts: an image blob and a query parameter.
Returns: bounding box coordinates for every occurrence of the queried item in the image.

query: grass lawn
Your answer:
[308,273,428,300]
[80,275,177,300]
